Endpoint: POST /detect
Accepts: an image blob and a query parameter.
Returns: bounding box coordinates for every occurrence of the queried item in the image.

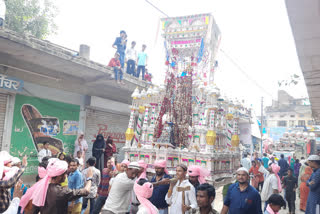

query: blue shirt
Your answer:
[68,169,84,204]
[137,52,147,66]
[149,174,171,209]
[113,37,126,53]
[224,183,262,214]
[278,158,289,175]
[306,168,320,214]
[262,157,269,168]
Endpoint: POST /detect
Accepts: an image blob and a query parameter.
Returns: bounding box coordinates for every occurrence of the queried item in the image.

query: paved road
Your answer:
[213,187,305,214]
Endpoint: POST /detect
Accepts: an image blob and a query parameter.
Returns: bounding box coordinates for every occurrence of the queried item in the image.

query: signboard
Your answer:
[10,94,80,175]
[0,74,24,92]
[267,127,288,141]
[63,120,79,135]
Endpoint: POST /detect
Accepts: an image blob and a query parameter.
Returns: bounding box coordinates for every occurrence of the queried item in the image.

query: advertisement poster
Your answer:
[10,94,80,175]
[63,120,79,135]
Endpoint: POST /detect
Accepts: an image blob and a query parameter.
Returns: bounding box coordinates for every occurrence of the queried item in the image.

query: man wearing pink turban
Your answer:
[120,159,130,173]
[134,178,159,214]
[137,160,148,180]
[258,162,282,210]
[188,165,210,190]
[130,160,149,214]
[0,152,27,213]
[149,160,171,214]
[19,158,93,213]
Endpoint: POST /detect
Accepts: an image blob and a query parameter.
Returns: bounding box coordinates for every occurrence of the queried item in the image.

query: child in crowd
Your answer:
[75,150,84,171]
[265,194,286,214]
[108,52,124,84]
[282,168,297,214]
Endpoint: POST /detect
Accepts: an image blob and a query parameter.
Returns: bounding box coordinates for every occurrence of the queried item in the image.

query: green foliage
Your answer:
[5,0,58,39]
[278,74,301,87]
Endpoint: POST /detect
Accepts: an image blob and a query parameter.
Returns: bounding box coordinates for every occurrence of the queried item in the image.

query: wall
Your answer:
[10,94,80,175]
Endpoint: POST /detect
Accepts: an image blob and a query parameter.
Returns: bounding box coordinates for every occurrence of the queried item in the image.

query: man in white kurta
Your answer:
[102,162,140,214]
[165,164,197,214]
[37,142,52,162]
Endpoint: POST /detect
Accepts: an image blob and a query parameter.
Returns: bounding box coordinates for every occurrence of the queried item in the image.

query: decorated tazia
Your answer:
[122,13,253,185]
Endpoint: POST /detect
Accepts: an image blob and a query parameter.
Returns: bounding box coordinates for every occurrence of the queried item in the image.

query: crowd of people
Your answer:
[240,152,320,214]
[1,137,320,214]
[108,30,152,84]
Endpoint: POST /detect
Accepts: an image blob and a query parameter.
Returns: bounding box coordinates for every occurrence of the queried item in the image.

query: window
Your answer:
[290,115,295,118]
[289,120,295,127]
[298,120,306,126]
[278,120,287,127]
[308,120,314,125]
[280,114,286,118]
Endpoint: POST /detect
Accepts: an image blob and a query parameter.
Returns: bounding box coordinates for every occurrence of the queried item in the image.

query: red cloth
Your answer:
[108,58,120,67]
[249,165,264,182]
[98,168,113,197]
[145,73,152,82]
[104,143,116,168]
[300,166,312,211]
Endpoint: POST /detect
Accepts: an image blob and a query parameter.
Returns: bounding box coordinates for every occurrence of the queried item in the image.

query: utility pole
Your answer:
[260,97,264,154]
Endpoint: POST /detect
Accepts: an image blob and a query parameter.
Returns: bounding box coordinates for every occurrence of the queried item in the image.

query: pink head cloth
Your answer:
[188,165,210,184]
[271,163,282,193]
[154,160,169,174]
[266,204,278,214]
[19,158,68,211]
[137,160,147,180]
[2,166,19,180]
[134,181,157,214]
[121,160,130,167]
[0,151,14,180]
[38,166,47,179]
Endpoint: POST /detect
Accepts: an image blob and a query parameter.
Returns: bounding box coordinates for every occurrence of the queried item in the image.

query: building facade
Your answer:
[0,29,149,177]
[265,90,313,141]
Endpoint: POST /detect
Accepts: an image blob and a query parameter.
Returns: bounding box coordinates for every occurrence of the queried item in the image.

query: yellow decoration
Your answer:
[231,135,240,147]
[226,113,234,120]
[138,106,146,114]
[125,128,134,141]
[205,16,209,25]
[206,130,216,146]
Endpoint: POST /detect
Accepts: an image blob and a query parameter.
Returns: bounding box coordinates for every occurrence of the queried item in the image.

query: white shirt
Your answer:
[259,166,279,201]
[74,139,88,157]
[0,0,6,20]
[165,179,197,214]
[38,149,52,162]
[103,172,135,213]
[126,48,137,61]
[2,198,20,214]
[241,157,251,171]
[137,204,159,214]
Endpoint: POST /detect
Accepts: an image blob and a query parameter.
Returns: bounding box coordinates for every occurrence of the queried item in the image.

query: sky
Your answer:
[48,0,308,115]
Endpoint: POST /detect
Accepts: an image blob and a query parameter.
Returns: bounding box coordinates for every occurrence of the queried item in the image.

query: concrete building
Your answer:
[0,29,149,177]
[265,90,313,141]
[285,0,320,123]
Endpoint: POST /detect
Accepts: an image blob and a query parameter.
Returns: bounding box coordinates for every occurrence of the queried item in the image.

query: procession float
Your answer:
[122,13,253,186]
[264,131,316,159]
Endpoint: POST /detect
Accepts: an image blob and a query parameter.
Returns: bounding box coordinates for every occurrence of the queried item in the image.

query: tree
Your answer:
[278,74,301,87]
[5,0,58,39]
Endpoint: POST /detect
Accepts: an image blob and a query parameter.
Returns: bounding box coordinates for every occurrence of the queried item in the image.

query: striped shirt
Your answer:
[0,166,25,212]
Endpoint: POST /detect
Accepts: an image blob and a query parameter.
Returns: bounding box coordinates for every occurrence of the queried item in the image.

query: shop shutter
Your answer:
[85,108,129,162]
[0,93,8,149]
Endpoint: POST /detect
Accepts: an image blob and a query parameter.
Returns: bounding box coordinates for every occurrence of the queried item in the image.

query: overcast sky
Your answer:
[49,0,308,115]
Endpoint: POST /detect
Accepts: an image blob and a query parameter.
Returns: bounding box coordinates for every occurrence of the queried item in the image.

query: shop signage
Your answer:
[0,74,24,92]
